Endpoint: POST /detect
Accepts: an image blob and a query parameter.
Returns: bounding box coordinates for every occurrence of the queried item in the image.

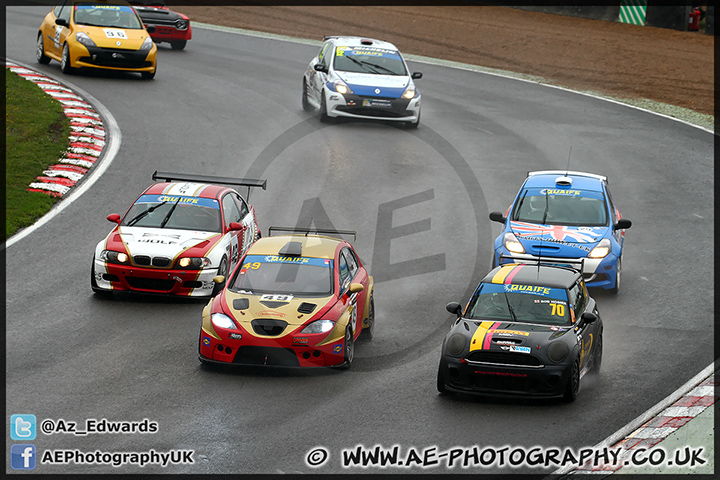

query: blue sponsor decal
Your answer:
[478,283,568,301]
[134,194,219,210]
[202,336,211,346]
[333,344,343,354]
[243,254,333,268]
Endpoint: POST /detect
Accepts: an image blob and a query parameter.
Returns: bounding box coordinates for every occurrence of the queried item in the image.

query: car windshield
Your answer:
[74,4,144,29]
[230,255,334,296]
[512,188,607,226]
[333,46,408,75]
[121,194,221,232]
[466,283,572,325]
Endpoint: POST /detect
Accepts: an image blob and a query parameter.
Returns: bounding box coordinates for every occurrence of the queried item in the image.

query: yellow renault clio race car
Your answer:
[37,0,158,79]
[199,227,375,369]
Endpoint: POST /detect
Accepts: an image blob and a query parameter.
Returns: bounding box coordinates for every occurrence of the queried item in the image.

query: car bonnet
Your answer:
[77,24,151,49]
[223,290,334,330]
[462,320,573,353]
[110,226,221,259]
[335,71,410,97]
[509,221,609,256]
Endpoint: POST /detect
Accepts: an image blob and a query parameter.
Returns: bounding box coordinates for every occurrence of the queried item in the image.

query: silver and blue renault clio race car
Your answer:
[489,171,632,293]
[302,36,422,127]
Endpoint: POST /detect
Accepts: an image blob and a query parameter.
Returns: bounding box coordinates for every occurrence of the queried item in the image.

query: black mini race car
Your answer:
[437,260,602,401]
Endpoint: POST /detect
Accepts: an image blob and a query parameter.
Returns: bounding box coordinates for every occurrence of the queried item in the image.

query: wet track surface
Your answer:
[5,7,714,474]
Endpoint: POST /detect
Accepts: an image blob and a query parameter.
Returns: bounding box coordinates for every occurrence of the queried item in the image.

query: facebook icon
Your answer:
[11,444,36,470]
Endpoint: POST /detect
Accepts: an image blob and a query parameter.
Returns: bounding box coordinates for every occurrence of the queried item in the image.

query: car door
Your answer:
[569,280,598,370]
[338,247,367,338]
[310,40,333,102]
[231,193,256,253]
[220,193,245,272]
[46,1,71,57]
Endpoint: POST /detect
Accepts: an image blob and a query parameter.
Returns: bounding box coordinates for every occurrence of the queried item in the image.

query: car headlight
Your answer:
[75,32,96,47]
[503,232,526,253]
[401,83,417,99]
[139,36,154,51]
[300,319,335,334]
[177,257,211,269]
[330,80,353,95]
[100,250,130,265]
[211,313,236,330]
[175,19,189,30]
[588,238,611,258]
[446,333,467,356]
[547,341,569,363]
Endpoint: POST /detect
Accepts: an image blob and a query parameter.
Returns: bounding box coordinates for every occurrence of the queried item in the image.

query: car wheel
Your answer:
[90,258,110,295]
[60,43,73,74]
[564,357,580,402]
[610,257,621,294]
[361,293,375,341]
[436,361,448,394]
[406,110,420,129]
[319,91,331,123]
[302,77,313,112]
[591,332,603,374]
[170,40,186,50]
[337,325,354,369]
[36,34,51,64]
[211,256,228,297]
[141,66,156,80]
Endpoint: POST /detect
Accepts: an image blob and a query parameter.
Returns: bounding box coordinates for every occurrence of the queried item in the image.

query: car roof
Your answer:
[142,182,233,200]
[325,36,399,51]
[523,171,606,192]
[245,235,344,260]
[481,263,581,289]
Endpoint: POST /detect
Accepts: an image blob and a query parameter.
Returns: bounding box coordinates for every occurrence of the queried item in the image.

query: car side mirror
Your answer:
[314,64,328,73]
[348,282,364,294]
[145,26,156,34]
[411,72,422,79]
[581,312,598,324]
[228,222,246,231]
[107,214,121,224]
[55,18,68,27]
[489,211,506,223]
[614,218,632,230]
[446,301,462,317]
[213,275,225,284]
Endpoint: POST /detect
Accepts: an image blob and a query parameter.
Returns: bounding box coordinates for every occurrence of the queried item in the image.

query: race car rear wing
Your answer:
[152,171,267,199]
[268,226,357,241]
[527,170,608,183]
[499,254,585,274]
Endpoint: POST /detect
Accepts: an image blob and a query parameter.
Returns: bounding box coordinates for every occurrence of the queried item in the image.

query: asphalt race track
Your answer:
[5,6,714,475]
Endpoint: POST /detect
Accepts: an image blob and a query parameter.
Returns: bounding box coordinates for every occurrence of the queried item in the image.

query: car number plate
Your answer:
[362,98,392,108]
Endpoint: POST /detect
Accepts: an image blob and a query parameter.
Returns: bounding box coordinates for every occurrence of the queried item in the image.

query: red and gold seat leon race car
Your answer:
[199,227,375,369]
[91,171,265,297]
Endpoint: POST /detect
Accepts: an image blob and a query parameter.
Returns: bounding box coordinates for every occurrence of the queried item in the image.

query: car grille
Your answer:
[133,255,171,267]
[251,319,288,336]
[232,346,299,367]
[80,47,152,69]
[471,372,536,393]
[467,351,542,367]
[336,105,413,118]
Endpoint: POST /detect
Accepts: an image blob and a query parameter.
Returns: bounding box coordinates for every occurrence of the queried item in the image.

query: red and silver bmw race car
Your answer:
[199,227,375,369]
[91,171,266,297]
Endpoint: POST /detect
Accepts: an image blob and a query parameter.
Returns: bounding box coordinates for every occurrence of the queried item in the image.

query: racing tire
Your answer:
[36,34,51,64]
[90,258,110,295]
[591,332,603,374]
[406,110,420,129]
[211,256,228,297]
[319,92,331,123]
[60,44,73,74]
[610,257,621,294]
[170,40,187,50]
[436,361,448,394]
[361,293,375,342]
[141,66,156,80]
[335,325,354,370]
[564,357,580,402]
[302,78,313,112]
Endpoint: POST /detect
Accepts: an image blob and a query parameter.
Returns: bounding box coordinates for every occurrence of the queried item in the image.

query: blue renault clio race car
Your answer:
[488,171,632,293]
